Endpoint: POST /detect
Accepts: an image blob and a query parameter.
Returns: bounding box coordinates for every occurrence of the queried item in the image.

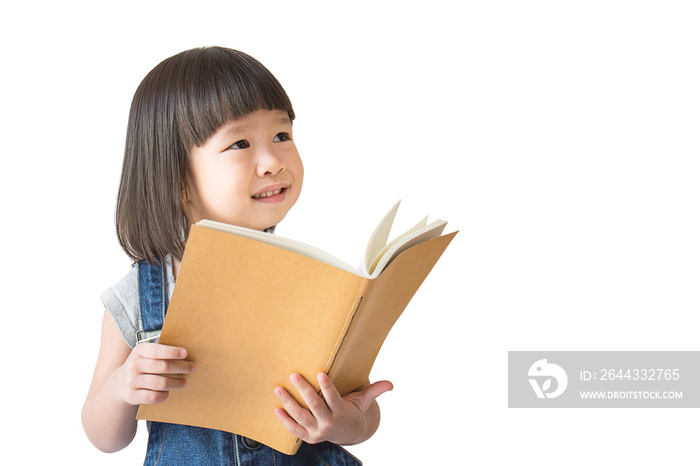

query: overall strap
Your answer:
[136,259,168,344]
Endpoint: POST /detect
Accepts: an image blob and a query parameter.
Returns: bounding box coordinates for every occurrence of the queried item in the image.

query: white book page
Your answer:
[367,216,428,275]
[369,220,448,278]
[361,200,402,275]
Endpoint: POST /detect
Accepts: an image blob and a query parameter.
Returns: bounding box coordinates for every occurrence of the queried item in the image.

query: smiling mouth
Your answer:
[252,187,286,199]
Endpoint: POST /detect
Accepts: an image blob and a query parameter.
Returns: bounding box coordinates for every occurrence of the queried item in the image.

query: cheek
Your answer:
[296,158,304,184]
[193,160,251,204]
[288,151,304,182]
[289,157,304,206]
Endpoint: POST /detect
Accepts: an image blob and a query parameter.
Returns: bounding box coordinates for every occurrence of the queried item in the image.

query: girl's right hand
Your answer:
[119,343,195,406]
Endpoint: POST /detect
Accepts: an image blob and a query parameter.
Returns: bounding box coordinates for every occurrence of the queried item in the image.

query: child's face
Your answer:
[185,109,303,230]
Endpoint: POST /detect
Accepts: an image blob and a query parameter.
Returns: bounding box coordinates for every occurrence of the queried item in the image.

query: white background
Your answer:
[2,1,699,464]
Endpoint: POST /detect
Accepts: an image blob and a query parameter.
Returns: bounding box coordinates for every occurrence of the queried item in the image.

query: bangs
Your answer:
[169,47,295,148]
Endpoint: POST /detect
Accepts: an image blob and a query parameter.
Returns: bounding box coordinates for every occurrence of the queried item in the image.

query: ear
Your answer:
[180,169,194,204]
[180,184,189,205]
[180,180,194,219]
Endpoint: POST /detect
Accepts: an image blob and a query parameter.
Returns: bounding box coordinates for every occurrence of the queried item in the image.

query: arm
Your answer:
[81,309,194,453]
[274,372,393,445]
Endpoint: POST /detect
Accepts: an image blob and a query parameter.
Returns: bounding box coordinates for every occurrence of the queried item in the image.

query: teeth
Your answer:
[253,188,283,199]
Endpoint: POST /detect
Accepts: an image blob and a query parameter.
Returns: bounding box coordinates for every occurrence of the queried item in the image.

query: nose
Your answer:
[256,145,286,177]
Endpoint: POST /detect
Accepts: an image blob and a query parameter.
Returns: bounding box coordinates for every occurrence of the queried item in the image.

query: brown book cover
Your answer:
[136,202,457,454]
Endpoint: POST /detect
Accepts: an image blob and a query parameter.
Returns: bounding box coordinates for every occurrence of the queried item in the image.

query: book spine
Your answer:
[323,279,369,378]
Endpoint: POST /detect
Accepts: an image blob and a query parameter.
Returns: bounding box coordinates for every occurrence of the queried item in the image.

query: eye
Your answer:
[273,132,291,143]
[228,139,250,150]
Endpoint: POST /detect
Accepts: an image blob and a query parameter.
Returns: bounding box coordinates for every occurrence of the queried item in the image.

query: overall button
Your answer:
[242,436,263,451]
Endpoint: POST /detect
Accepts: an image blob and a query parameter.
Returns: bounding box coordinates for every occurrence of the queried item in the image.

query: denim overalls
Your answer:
[137,260,363,465]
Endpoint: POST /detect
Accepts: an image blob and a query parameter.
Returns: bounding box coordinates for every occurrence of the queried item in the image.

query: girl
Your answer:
[82,46,393,465]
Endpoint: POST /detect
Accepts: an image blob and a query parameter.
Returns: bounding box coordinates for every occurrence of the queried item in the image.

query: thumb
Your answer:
[354,380,394,412]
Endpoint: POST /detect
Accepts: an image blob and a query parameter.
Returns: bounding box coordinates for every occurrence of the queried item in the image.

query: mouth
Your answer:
[252,187,287,200]
[251,183,290,204]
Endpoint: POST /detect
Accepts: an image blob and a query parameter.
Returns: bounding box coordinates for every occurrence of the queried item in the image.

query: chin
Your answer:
[244,212,285,231]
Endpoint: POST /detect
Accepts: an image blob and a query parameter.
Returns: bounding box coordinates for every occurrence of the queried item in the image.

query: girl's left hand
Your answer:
[273,372,393,445]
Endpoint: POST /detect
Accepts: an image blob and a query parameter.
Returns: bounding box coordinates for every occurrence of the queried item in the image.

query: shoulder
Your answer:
[99,258,174,348]
[100,264,140,348]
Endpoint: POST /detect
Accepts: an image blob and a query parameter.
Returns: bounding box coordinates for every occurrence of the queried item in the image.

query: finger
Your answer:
[136,374,188,392]
[136,343,188,360]
[133,388,170,405]
[273,407,309,440]
[316,373,343,411]
[289,373,330,419]
[351,380,394,413]
[274,386,316,428]
[139,358,196,376]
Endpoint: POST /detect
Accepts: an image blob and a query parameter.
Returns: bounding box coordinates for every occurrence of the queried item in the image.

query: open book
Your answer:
[137,201,457,454]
